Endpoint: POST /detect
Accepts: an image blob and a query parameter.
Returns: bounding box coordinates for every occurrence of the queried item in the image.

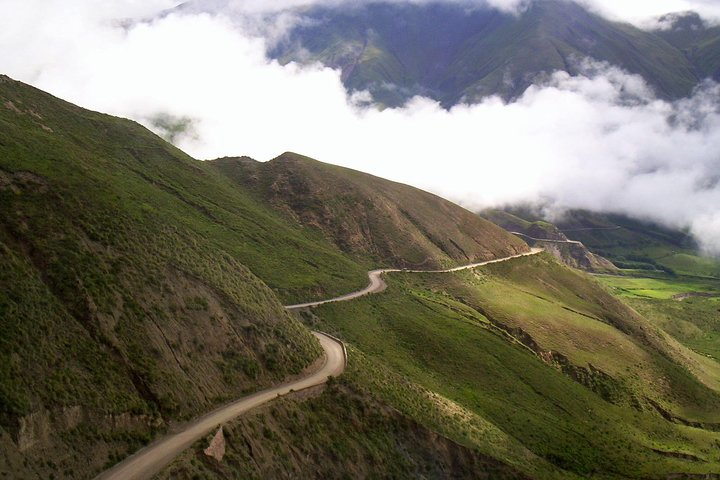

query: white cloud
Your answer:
[577,0,720,26]
[3,0,720,254]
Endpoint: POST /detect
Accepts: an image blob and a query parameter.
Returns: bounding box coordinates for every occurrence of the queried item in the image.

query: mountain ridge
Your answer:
[211,152,530,269]
[270,0,713,106]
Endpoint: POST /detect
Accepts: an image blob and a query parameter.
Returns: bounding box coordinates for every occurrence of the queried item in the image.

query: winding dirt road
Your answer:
[286,248,544,310]
[509,232,584,246]
[96,333,345,480]
[98,247,543,479]
[560,226,621,233]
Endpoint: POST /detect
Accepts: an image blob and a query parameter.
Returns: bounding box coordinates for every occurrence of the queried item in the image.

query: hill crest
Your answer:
[212,152,530,269]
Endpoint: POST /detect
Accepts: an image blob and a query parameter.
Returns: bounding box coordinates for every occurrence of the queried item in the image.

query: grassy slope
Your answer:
[597,274,720,362]
[309,254,720,478]
[0,79,370,304]
[597,275,720,301]
[211,153,529,270]
[633,297,720,363]
[274,0,703,106]
[5,70,720,480]
[0,75,379,478]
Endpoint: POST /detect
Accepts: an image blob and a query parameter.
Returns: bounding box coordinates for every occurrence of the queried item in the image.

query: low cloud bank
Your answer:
[2,1,720,254]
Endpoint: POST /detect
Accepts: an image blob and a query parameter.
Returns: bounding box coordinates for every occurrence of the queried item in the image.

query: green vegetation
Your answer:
[629,295,720,361]
[0,74,526,479]
[0,74,368,478]
[212,153,528,270]
[5,71,720,480]
[159,380,529,479]
[596,266,720,363]
[274,0,706,106]
[480,209,617,272]
[306,254,720,478]
[648,249,720,278]
[654,12,720,81]
[597,274,720,300]
[547,210,720,278]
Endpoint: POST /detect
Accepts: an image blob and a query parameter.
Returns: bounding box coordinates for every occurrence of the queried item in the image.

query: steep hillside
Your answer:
[159,381,530,479]
[654,12,720,82]
[212,153,529,269]
[0,75,374,478]
[481,209,617,272]
[271,0,704,106]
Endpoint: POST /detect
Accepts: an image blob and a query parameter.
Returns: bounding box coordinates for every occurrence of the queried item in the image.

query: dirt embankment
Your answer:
[157,382,531,480]
[672,292,720,301]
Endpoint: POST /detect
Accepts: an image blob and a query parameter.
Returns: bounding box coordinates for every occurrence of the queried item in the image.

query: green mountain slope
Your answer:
[308,253,720,478]
[4,72,720,480]
[0,75,539,479]
[211,153,528,270]
[552,210,720,277]
[0,74,380,477]
[272,0,705,106]
[159,380,530,479]
[654,12,720,81]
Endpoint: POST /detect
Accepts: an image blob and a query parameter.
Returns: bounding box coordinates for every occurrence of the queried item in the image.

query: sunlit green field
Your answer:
[596,270,720,360]
[595,274,720,300]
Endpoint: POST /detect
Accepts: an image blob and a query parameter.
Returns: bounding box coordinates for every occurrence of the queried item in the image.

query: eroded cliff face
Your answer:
[0,404,162,479]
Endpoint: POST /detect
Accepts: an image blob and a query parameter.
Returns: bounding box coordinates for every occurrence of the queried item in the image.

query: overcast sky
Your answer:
[3,0,720,253]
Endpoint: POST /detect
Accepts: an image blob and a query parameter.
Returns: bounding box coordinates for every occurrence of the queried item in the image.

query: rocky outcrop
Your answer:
[15,410,51,452]
[536,240,617,272]
[204,426,226,462]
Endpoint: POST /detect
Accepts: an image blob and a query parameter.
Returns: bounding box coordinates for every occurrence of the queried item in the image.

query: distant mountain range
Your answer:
[268,0,720,106]
[487,207,720,278]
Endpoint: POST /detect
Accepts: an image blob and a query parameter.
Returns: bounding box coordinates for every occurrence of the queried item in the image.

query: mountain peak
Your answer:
[656,11,705,31]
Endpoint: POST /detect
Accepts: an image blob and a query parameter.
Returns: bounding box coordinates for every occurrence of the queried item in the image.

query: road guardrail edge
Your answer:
[316,331,348,368]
